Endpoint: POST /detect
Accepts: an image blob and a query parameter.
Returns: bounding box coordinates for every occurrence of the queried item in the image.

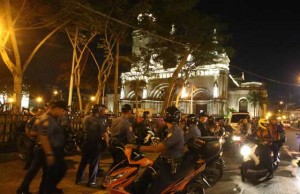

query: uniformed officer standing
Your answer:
[36,100,68,194]
[109,104,136,168]
[127,106,184,194]
[76,104,108,187]
[17,109,44,194]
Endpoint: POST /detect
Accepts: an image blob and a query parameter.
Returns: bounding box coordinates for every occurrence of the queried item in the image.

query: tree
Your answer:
[247,90,265,117]
[0,0,68,111]
[128,79,146,118]
[137,0,230,113]
[76,0,151,114]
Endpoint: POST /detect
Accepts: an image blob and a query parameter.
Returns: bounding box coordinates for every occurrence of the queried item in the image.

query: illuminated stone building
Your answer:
[118,31,267,117]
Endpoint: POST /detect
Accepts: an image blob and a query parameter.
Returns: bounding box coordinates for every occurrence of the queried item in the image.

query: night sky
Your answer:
[1,1,300,105]
[198,0,300,104]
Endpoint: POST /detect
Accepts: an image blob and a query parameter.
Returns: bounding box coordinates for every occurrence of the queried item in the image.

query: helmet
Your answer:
[258,118,269,130]
[121,104,132,113]
[164,106,181,124]
[187,114,198,126]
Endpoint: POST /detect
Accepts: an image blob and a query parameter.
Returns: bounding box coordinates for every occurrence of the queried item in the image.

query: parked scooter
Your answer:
[103,146,208,194]
[240,136,279,182]
[64,127,84,154]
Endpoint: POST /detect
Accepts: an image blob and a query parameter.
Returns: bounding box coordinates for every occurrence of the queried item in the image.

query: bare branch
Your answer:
[23,20,69,72]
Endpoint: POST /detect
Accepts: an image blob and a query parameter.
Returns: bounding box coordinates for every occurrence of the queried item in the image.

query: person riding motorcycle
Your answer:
[238,117,252,136]
[126,106,184,194]
[251,118,274,179]
[268,116,285,162]
[184,114,201,144]
[109,104,136,169]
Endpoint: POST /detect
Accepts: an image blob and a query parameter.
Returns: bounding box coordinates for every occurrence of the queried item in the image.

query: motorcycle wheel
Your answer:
[202,162,223,187]
[185,182,205,194]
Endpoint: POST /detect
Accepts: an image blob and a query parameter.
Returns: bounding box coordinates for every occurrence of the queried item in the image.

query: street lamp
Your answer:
[36,97,43,108]
[52,90,58,100]
[8,97,14,111]
[90,96,95,102]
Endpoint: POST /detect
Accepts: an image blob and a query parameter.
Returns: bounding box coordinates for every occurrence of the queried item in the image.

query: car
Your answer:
[228,112,251,133]
[282,120,291,128]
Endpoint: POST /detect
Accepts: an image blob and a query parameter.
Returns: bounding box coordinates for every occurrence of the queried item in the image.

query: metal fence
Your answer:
[0,113,32,152]
[0,113,84,153]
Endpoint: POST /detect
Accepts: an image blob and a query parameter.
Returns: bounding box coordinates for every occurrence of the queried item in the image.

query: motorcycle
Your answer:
[103,146,208,194]
[240,136,279,182]
[190,136,225,189]
[64,127,84,154]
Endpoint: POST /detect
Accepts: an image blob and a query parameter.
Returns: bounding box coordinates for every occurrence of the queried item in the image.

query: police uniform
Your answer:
[147,124,184,194]
[184,124,201,144]
[17,116,42,194]
[109,116,136,168]
[76,113,106,185]
[198,121,209,136]
[37,112,66,194]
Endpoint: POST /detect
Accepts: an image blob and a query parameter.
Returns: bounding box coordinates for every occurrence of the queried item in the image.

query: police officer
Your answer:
[23,108,44,170]
[184,114,201,144]
[17,109,44,194]
[127,106,184,194]
[36,100,68,194]
[109,104,136,168]
[97,104,109,175]
[197,112,209,136]
[76,104,108,187]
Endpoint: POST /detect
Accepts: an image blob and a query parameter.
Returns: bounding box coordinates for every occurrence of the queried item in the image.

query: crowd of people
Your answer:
[16,100,286,194]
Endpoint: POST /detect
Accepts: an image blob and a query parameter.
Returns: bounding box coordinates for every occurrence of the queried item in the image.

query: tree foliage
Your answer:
[135,0,231,112]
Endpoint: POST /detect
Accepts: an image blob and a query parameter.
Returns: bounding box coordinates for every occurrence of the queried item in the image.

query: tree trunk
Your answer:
[113,40,120,114]
[13,72,23,112]
[161,50,191,114]
[76,86,82,111]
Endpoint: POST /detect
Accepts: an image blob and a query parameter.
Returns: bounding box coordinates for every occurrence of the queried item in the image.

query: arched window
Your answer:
[239,98,248,112]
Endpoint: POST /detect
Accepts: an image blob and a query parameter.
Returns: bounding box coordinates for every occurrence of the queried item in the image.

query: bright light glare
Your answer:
[240,145,251,157]
[232,135,241,141]
[90,96,95,101]
[36,97,43,102]
[181,86,188,99]
[8,98,14,103]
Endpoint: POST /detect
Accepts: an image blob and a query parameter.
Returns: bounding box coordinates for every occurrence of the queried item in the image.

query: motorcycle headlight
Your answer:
[240,145,251,157]
[232,135,241,141]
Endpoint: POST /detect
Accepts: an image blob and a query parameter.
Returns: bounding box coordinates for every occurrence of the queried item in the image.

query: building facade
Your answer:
[116,31,267,117]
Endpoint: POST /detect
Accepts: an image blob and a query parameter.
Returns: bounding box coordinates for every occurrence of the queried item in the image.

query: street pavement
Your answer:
[0,151,109,194]
[1,128,300,194]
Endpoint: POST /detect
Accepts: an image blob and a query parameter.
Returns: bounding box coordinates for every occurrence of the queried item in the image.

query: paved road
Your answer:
[1,132,300,194]
[206,130,300,194]
[0,152,109,194]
